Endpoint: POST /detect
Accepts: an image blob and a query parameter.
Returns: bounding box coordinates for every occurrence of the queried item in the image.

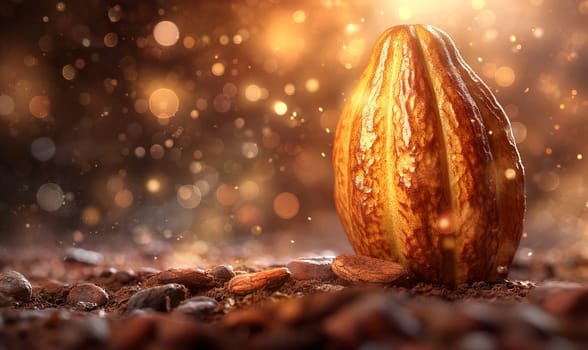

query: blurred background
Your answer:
[0,0,587,260]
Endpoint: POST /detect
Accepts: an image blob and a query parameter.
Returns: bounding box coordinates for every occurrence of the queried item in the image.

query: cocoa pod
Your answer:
[332,24,525,285]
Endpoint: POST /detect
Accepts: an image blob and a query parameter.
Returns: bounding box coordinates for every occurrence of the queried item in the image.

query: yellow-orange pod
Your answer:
[333,25,525,286]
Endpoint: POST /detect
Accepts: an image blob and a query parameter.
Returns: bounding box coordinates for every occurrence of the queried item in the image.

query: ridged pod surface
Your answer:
[333,24,525,286]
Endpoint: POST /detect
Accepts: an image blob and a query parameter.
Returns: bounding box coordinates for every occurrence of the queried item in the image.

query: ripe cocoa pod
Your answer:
[333,24,525,286]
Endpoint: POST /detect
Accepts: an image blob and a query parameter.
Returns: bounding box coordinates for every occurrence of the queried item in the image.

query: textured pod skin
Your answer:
[333,24,525,286]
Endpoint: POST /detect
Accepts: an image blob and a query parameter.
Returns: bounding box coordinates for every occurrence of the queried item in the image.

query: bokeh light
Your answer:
[114,189,134,208]
[153,20,180,46]
[211,62,226,76]
[31,137,56,162]
[0,0,586,255]
[62,64,76,80]
[0,95,15,116]
[29,96,50,118]
[36,183,64,212]
[292,10,306,24]
[177,185,202,209]
[472,0,486,10]
[241,142,259,159]
[398,7,412,20]
[273,192,300,219]
[216,184,239,206]
[81,206,101,226]
[245,84,262,102]
[108,5,122,22]
[284,84,296,95]
[146,178,162,193]
[273,101,288,115]
[305,78,320,93]
[239,180,260,201]
[504,168,518,180]
[150,144,165,159]
[149,88,179,119]
[104,32,119,48]
[495,66,516,87]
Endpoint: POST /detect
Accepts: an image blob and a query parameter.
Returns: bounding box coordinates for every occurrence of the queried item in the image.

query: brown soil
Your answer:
[1,245,587,350]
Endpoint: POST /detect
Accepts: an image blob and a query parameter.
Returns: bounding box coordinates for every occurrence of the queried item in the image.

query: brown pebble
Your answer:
[67,282,109,308]
[126,283,187,312]
[457,301,505,332]
[156,314,221,348]
[457,331,498,350]
[228,267,290,295]
[247,327,324,350]
[286,257,336,281]
[148,268,213,290]
[322,293,421,347]
[514,303,559,335]
[111,313,157,349]
[155,315,197,345]
[59,316,110,348]
[0,270,32,303]
[114,269,137,284]
[98,267,117,278]
[270,287,367,326]
[209,265,235,281]
[541,287,588,318]
[64,248,104,266]
[222,307,271,330]
[108,309,241,349]
[409,299,479,337]
[332,255,407,284]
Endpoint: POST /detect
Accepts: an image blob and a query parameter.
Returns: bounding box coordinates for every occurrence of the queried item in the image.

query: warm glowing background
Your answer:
[0,0,587,261]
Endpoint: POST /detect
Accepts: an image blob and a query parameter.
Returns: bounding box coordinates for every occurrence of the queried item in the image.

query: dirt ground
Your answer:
[1,243,588,350]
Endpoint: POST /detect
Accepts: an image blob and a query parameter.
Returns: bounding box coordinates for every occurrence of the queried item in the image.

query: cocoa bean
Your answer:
[126,283,187,312]
[148,268,213,290]
[228,268,290,295]
[209,265,235,281]
[332,255,406,284]
[0,270,32,303]
[174,296,219,317]
[286,257,336,281]
[67,282,109,308]
[0,292,12,307]
[114,269,137,284]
